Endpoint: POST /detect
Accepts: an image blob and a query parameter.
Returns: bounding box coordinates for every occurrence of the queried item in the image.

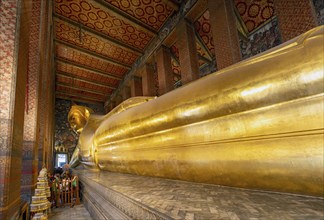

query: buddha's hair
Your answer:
[68,105,94,122]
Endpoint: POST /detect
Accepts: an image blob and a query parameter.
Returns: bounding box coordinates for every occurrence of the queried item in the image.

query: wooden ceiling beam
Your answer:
[55,57,123,81]
[56,70,117,89]
[93,0,158,34]
[185,0,208,22]
[55,94,103,105]
[55,90,106,102]
[53,13,144,55]
[56,93,104,104]
[198,54,212,64]
[161,0,179,10]
[55,39,131,69]
[56,82,109,96]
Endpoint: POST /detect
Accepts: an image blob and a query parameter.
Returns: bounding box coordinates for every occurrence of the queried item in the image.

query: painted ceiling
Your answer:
[54,0,177,104]
[53,0,275,105]
[234,0,275,33]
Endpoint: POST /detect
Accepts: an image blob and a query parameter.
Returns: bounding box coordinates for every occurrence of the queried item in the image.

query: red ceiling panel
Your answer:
[194,10,215,57]
[56,74,113,94]
[55,44,128,77]
[234,0,275,32]
[103,0,174,30]
[55,19,140,65]
[56,84,107,101]
[54,0,155,50]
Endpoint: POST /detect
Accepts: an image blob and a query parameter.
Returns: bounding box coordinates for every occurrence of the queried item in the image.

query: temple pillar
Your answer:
[156,46,173,95]
[21,0,42,203]
[44,71,55,172]
[122,86,131,101]
[208,0,241,69]
[130,76,143,97]
[115,95,123,106]
[0,0,32,218]
[177,19,200,84]
[274,0,318,42]
[109,100,116,111]
[45,0,55,173]
[37,0,54,171]
[141,64,156,96]
[104,104,110,114]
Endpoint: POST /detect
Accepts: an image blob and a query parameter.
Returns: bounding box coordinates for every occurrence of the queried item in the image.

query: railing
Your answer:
[51,178,80,207]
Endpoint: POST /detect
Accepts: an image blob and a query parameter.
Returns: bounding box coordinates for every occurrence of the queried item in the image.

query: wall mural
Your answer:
[234,0,281,60]
[54,98,104,161]
[313,0,324,25]
[239,18,281,60]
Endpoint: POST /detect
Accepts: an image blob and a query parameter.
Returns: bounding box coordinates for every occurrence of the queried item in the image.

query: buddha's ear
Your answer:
[84,109,91,119]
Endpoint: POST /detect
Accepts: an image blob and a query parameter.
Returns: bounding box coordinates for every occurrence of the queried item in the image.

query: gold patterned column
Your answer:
[156,46,174,95]
[208,0,241,69]
[177,19,200,84]
[0,0,32,218]
[274,0,318,42]
[21,0,42,204]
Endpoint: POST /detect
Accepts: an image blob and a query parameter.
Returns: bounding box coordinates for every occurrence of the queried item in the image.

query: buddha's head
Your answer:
[68,105,94,133]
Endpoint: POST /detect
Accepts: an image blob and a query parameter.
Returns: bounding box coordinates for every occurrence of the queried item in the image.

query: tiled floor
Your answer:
[77,170,324,220]
[49,204,93,220]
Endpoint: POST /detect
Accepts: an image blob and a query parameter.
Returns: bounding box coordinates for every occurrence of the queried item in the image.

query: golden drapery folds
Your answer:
[69,26,324,197]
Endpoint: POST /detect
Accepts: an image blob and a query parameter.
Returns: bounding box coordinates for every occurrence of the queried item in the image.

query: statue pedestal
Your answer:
[75,169,324,219]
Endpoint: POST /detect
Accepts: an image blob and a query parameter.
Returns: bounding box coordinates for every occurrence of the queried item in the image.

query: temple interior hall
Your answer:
[1,0,324,219]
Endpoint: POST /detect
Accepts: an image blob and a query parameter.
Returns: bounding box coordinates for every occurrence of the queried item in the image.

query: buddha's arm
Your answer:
[92,26,324,196]
[103,96,156,119]
[69,147,80,168]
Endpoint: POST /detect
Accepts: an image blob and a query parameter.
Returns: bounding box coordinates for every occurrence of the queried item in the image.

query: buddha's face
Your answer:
[68,106,92,133]
[68,112,86,133]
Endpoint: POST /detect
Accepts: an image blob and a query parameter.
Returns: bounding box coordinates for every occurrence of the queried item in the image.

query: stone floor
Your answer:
[76,170,324,220]
[48,204,93,220]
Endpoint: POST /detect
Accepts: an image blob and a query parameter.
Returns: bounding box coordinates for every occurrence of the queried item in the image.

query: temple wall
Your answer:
[0,0,55,217]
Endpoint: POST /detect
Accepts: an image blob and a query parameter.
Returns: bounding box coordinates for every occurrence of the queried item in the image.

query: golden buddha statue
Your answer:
[68,105,94,133]
[69,26,324,197]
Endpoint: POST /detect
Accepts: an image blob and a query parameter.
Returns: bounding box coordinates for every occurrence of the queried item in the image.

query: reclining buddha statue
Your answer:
[68,26,324,197]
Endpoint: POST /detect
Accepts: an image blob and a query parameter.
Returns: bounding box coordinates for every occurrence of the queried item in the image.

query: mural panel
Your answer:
[313,0,324,25]
[239,18,281,60]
